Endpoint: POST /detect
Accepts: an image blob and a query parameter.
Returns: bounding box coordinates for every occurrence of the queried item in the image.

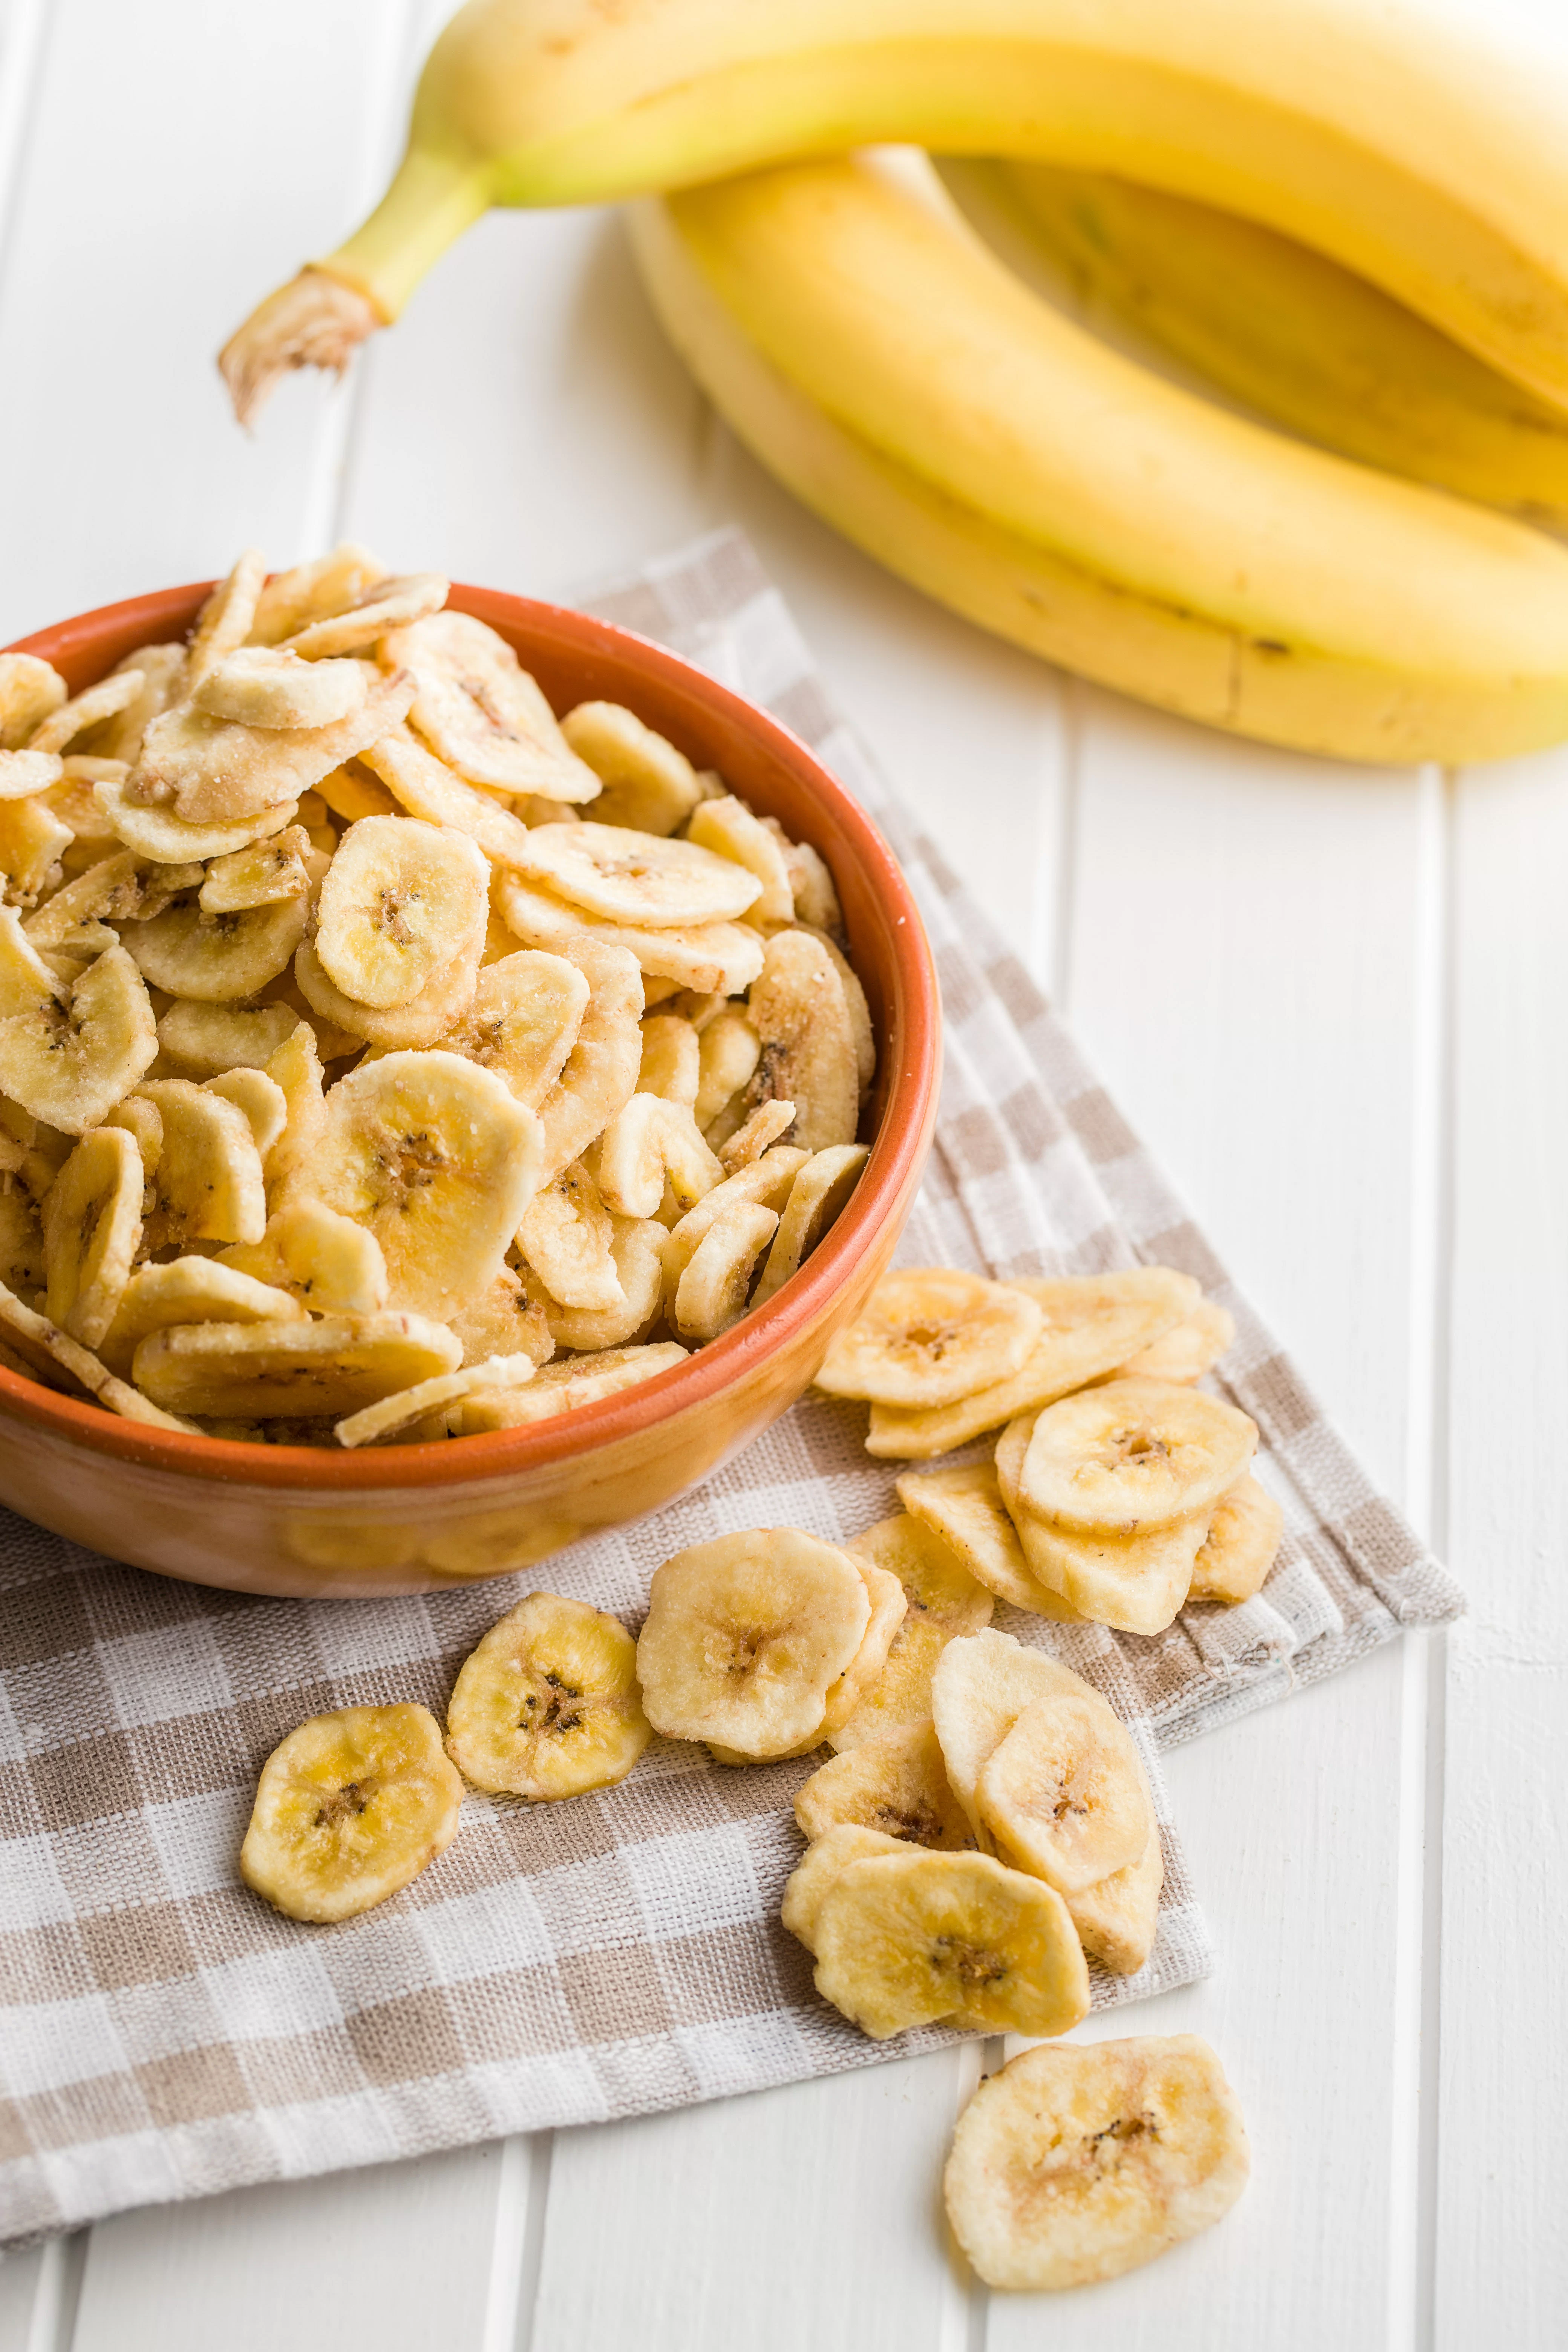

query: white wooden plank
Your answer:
[0,0,416,643]
[1435,744,1568,2345]
[530,2048,979,2352]
[69,2141,522,2352]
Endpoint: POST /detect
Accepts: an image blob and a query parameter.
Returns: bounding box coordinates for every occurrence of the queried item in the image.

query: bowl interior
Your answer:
[0,581,940,1487]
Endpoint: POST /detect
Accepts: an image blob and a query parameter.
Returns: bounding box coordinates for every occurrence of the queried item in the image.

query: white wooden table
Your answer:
[0,3,1561,2345]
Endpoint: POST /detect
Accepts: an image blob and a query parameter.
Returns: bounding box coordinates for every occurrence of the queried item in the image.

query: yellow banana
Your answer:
[628,154,1568,767]
[222,0,1568,421]
[954,160,1568,527]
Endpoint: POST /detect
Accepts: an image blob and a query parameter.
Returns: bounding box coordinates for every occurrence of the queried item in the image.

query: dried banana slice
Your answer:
[182,550,266,694]
[514,821,762,929]
[865,1267,1203,1460]
[693,1008,760,1128]
[120,891,308,1003]
[0,943,156,1133]
[593,1092,723,1220]
[829,1511,995,1753]
[134,1078,265,1249]
[248,544,386,646]
[453,1340,685,1429]
[812,1848,1089,2040]
[202,1066,288,1156]
[752,1143,868,1307]
[359,726,537,868]
[977,1696,1151,1897]
[334,1350,535,1447]
[671,1200,778,1343]
[533,1214,666,1351]
[636,1528,870,1758]
[559,700,700,833]
[821,1558,908,1740]
[314,814,487,1009]
[132,666,413,824]
[193,646,368,731]
[293,940,478,1050]
[534,937,643,1183]
[0,905,64,1009]
[0,796,71,905]
[1021,1376,1257,1534]
[943,2037,1248,2290]
[303,1050,541,1321]
[217,1199,389,1317]
[718,1098,796,1171]
[687,796,794,928]
[447,1265,553,1368]
[280,571,448,661]
[637,1012,700,1107]
[796,1722,972,1850]
[1109,1296,1236,1384]
[95,644,186,766]
[660,1147,810,1308]
[445,1591,650,1799]
[0,1279,196,1427]
[896,1462,1079,1620]
[930,1629,1091,1850]
[801,925,875,1095]
[93,772,299,863]
[781,1824,907,1953]
[494,871,766,996]
[378,609,598,799]
[0,652,66,749]
[99,1257,306,1377]
[315,759,397,822]
[516,1161,624,1311]
[24,851,201,964]
[199,825,313,913]
[0,749,63,800]
[1068,1825,1165,1975]
[778,834,843,938]
[134,1309,461,1419]
[1189,1473,1283,1606]
[240,1702,463,1924]
[28,671,146,757]
[43,1126,143,1345]
[47,757,128,846]
[260,1019,327,1197]
[744,929,858,1151]
[0,1185,44,1298]
[818,1269,1043,1409]
[1008,1497,1209,1636]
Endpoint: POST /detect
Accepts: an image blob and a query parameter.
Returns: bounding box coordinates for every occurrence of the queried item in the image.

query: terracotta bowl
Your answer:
[0,582,940,1597]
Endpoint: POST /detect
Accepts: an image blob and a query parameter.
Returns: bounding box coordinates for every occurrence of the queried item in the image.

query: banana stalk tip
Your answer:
[218,268,383,428]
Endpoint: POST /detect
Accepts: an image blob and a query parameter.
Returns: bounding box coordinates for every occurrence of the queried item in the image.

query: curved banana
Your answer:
[628,155,1568,767]
[954,160,1568,527]
[221,0,1568,420]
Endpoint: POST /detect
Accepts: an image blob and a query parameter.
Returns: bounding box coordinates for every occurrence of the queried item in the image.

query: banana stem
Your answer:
[218,144,490,426]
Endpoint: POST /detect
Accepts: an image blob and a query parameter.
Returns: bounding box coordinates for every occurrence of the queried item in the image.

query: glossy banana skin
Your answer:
[628,156,1568,766]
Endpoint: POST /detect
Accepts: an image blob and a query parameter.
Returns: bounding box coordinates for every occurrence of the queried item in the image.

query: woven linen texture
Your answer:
[0,533,1460,2251]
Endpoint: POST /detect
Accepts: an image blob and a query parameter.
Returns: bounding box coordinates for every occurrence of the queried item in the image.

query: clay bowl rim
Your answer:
[0,579,940,1491]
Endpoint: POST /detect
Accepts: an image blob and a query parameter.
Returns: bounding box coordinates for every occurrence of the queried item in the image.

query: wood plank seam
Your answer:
[0,0,52,291]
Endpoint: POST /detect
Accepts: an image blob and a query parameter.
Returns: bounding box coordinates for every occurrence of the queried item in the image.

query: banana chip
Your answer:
[660,1147,810,1308]
[93,773,300,864]
[1108,1295,1236,1384]
[413,945,587,1116]
[637,1012,700,1107]
[0,796,71,905]
[943,2037,1248,2289]
[636,1528,870,1758]
[453,1339,685,1429]
[314,814,487,1009]
[0,1185,44,1298]
[199,825,314,913]
[1189,1472,1282,1606]
[28,671,146,757]
[260,1021,326,1197]
[1020,1376,1257,1534]
[0,943,156,1134]
[0,652,66,749]
[534,1214,666,1351]
[445,1590,649,1798]
[194,647,366,732]
[121,890,309,1003]
[359,726,538,868]
[977,1695,1151,1897]
[781,1823,907,1953]
[593,1091,723,1220]
[830,1511,995,1751]
[534,937,643,1182]
[279,570,448,661]
[494,870,767,995]
[333,1350,535,1447]
[100,1257,305,1377]
[752,1143,868,1306]
[132,667,414,825]
[795,1722,972,1850]
[930,1629,1091,1850]
[560,700,701,833]
[240,1702,463,1923]
[217,1199,389,1317]
[671,1200,777,1343]
[516,1161,624,1311]
[183,550,266,694]
[865,1267,1204,1459]
[447,1265,554,1368]
[744,928,858,1152]
[138,1080,266,1249]
[821,1558,908,1740]
[1066,1823,1165,1975]
[896,1461,1078,1620]
[0,749,63,801]
[687,795,795,928]
[378,609,598,799]
[95,644,186,765]
[718,1098,796,1171]
[201,1066,288,1156]
[43,1125,142,1345]
[995,1407,1204,1632]
[514,821,761,928]
[293,939,478,1050]
[134,1309,461,1419]
[303,1050,541,1320]
[693,1007,760,1128]
[812,1848,1089,2039]
[818,1268,1043,1408]
[248,545,387,646]
[0,1277,196,1430]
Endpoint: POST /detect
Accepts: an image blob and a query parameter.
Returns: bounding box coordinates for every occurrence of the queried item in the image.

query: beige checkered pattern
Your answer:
[0,534,1459,2254]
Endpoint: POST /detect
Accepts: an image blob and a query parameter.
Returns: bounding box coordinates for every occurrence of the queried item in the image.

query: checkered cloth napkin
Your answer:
[0,533,1462,2252]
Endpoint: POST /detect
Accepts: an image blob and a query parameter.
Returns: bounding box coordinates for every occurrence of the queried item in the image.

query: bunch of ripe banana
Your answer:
[224,0,1568,766]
